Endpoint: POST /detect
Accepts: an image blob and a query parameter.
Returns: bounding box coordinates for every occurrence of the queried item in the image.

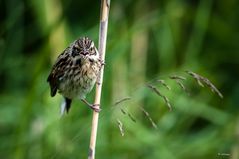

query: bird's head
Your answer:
[72,37,99,60]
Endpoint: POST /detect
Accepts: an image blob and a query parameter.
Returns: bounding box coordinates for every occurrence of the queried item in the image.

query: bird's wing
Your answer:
[47,47,71,97]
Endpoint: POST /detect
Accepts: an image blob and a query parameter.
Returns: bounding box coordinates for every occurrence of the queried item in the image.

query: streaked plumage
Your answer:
[47,37,101,115]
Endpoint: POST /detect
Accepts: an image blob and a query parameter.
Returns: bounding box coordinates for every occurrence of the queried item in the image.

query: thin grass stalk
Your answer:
[88,0,110,159]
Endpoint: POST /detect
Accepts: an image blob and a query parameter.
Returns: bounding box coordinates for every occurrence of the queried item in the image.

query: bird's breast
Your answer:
[58,59,100,99]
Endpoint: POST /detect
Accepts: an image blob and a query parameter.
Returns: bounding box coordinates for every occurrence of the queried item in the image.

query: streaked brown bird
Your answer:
[47,37,102,115]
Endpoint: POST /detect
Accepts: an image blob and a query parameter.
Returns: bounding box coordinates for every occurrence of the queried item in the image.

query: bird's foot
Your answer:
[89,104,101,112]
[99,59,105,68]
[81,99,101,112]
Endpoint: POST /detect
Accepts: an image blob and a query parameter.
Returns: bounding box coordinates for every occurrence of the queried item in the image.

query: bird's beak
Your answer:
[80,51,89,56]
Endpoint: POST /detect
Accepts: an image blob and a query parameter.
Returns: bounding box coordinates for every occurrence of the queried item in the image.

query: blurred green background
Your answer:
[0,0,238,158]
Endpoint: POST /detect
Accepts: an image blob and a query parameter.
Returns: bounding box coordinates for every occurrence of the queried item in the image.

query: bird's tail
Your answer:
[60,98,72,116]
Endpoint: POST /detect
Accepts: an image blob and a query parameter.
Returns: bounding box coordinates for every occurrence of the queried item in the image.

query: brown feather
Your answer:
[47,47,71,97]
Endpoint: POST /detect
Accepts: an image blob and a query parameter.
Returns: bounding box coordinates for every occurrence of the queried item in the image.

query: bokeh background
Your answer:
[0,0,238,158]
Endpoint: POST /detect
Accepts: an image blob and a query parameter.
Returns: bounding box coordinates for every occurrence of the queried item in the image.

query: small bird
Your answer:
[47,37,102,115]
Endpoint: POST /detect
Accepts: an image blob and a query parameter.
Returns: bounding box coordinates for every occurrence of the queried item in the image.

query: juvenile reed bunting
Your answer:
[47,37,102,115]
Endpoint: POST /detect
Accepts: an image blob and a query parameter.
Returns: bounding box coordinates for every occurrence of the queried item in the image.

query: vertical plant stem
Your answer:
[88,0,110,159]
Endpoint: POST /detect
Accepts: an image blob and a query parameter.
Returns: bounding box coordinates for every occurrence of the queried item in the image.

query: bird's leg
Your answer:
[81,99,101,112]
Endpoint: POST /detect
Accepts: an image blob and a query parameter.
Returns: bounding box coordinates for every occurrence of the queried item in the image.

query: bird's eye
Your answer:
[75,47,80,52]
[72,47,79,57]
[90,47,94,52]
